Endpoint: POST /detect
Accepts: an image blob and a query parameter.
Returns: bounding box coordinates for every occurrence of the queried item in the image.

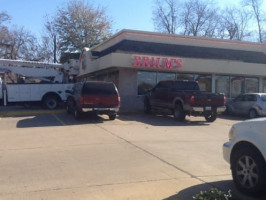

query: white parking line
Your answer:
[52,114,66,126]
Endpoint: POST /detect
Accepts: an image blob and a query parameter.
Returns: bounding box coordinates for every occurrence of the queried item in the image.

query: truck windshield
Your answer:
[173,81,200,91]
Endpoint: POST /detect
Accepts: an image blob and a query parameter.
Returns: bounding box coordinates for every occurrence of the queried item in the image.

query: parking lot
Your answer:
[0,107,264,200]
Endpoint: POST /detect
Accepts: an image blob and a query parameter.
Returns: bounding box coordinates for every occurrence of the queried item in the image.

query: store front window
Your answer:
[245,77,258,93]
[230,76,244,98]
[137,71,261,96]
[176,73,194,80]
[215,76,230,97]
[157,72,176,83]
[195,74,212,92]
[263,79,266,92]
[137,71,156,95]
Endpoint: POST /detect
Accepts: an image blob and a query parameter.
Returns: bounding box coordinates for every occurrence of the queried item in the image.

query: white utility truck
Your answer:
[0,59,79,109]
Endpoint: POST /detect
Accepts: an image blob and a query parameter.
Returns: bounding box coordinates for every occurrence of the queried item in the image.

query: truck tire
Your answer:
[231,146,266,196]
[66,104,71,114]
[144,98,151,113]
[173,104,186,122]
[204,112,217,122]
[74,109,81,120]
[43,94,58,110]
[109,113,116,120]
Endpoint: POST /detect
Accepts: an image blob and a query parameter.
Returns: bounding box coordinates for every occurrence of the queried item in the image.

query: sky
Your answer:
[0,0,155,38]
[1,0,265,39]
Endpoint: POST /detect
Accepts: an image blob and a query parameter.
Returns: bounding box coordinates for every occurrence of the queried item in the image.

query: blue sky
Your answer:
[1,0,265,39]
[1,0,155,38]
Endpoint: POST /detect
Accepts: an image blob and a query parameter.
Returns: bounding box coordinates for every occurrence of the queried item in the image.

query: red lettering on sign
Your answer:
[133,55,182,70]
[151,57,161,68]
[175,59,182,69]
[162,58,176,69]
[134,56,142,67]
[142,57,151,67]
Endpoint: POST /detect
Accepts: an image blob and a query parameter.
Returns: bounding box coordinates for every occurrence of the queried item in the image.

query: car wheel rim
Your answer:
[236,155,259,188]
[47,100,56,109]
[250,110,256,118]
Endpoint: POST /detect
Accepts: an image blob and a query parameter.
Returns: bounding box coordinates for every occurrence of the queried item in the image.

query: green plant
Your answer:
[193,188,236,200]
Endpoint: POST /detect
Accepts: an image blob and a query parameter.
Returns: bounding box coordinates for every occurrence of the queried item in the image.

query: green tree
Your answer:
[53,0,112,53]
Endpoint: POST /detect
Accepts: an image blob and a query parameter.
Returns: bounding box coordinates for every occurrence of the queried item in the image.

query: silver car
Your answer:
[226,93,266,118]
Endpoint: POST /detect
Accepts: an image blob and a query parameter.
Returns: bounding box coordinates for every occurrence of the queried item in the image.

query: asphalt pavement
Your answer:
[0,105,265,200]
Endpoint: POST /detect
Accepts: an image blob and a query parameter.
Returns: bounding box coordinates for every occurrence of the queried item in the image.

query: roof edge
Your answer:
[90,29,266,53]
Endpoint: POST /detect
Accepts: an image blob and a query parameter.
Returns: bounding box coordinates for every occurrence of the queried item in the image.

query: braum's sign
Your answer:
[133,55,182,70]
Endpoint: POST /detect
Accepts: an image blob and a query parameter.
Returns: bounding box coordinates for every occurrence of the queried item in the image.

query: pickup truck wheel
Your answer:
[43,95,58,110]
[225,106,232,115]
[66,104,71,114]
[173,104,186,122]
[144,99,151,113]
[74,109,81,120]
[231,147,266,196]
[204,112,217,122]
[109,113,116,120]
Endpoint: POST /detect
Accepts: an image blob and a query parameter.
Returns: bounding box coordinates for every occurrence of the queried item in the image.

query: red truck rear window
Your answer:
[82,82,118,95]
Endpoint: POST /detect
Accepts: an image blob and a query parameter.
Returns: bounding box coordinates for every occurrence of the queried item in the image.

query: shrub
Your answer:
[193,188,236,200]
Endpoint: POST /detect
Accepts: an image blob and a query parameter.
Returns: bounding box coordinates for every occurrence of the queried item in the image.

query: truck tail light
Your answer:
[118,95,121,107]
[79,95,84,106]
[190,96,195,104]
[224,96,226,105]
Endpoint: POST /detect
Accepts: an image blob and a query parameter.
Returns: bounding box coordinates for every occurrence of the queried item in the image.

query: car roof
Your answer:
[241,93,266,96]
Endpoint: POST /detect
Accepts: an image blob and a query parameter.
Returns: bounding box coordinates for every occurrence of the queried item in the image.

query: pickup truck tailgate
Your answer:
[192,92,225,106]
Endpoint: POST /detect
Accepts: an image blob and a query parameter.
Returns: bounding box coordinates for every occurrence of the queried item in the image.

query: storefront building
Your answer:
[79,29,266,111]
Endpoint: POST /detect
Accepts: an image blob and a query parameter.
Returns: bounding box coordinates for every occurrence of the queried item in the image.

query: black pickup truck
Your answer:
[144,80,226,122]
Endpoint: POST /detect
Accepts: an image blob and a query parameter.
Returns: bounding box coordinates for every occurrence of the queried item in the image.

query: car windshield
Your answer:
[82,82,117,95]
[260,94,266,101]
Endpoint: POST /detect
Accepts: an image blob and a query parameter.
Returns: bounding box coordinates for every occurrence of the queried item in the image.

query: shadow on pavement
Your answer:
[164,180,265,200]
[16,113,106,128]
[219,113,247,121]
[117,112,245,127]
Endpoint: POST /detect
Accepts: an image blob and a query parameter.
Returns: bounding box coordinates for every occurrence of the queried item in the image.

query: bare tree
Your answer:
[181,0,219,37]
[0,11,42,60]
[242,0,265,42]
[152,0,180,34]
[8,26,41,60]
[53,0,112,53]
[219,7,251,40]
[153,0,220,37]
[40,15,60,63]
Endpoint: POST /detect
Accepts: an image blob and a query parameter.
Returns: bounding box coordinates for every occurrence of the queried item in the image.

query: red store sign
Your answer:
[133,55,182,70]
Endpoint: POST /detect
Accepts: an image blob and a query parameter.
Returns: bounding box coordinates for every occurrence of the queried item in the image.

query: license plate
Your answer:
[205,106,211,111]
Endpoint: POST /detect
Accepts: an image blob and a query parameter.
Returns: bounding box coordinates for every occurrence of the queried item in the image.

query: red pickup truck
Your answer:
[144,80,226,122]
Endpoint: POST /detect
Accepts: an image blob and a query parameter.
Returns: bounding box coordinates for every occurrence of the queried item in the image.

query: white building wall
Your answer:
[118,68,143,111]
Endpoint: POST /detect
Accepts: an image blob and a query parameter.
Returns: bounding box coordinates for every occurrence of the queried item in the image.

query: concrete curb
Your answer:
[0,109,66,117]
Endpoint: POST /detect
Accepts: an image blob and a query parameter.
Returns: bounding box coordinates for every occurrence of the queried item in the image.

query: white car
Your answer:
[223,117,266,196]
